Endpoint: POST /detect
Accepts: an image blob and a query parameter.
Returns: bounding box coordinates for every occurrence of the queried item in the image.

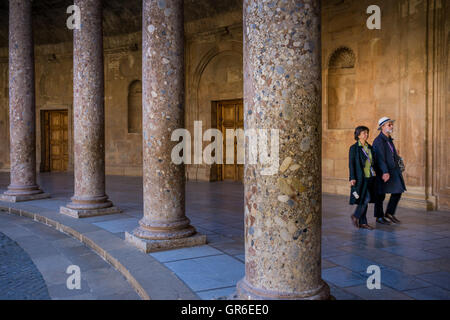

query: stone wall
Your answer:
[321,0,449,210]
[0,0,448,210]
[185,13,243,181]
[0,33,144,176]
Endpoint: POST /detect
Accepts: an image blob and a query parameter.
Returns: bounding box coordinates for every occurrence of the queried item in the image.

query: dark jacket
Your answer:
[348,142,376,205]
[372,132,407,194]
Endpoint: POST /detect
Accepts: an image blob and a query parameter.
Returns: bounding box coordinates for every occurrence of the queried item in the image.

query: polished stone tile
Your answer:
[209,241,244,256]
[149,245,222,263]
[434,230,450,237]
[322,259,337,269]
[92,217,139,233]
[374,256,441,275]
[380,246,442,261]
[426,258,450,273]
[322,267,366,288]
[82,267,135,296]
[164,255,245,292]
[403,286,450,300]
[360,268,431,291]
[205,234,236,244]
[338,246,396,261]
[425,247,450,259]
[329,285,362,300]
[100,291,141,300]
[327,254,385,273]
[321,246,348,258]
[66,252,111,272]
[399,230,447,241]
[343,284,413,300]
[195,226,216,235]
[2,172,449,300]
[416,271,450,291]
[421,238,450,250]
[47,280,92,299]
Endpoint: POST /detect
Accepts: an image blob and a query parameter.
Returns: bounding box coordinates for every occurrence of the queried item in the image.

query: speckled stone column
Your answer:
[0,0,49,203]
[60,0,119,218]
[235,0,330,300]
[125,0,205,252]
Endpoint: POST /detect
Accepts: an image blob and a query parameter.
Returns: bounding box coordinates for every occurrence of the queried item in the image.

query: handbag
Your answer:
[387,141,405,172]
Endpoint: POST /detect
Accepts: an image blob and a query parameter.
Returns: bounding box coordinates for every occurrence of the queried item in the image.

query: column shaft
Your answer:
[60,0,119,218]
[126,0,205,252]
[236,0,330,299]
[1,0,49,202]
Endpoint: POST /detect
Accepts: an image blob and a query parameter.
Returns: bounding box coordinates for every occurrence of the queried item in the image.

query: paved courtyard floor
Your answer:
[0,172,449,300]
[0,211,139,300]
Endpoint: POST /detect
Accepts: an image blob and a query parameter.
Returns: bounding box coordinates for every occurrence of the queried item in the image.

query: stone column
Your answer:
[236,0,330,299]
[0,0,49,203]
[60,0,119,218]
[125,0,205,252]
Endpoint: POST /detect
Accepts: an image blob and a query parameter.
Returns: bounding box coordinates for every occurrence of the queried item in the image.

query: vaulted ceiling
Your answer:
[0,0,242,48]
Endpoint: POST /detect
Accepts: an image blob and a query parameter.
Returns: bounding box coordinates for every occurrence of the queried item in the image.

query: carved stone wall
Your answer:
[0,0,447,210]
[127,80,142,134]
[327,47,356,129]
[322,0,449,210]
[185,18,243,181]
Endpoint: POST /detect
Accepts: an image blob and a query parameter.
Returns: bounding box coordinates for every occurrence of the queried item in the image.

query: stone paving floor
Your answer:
[0,172,449,300]
[0,231,50,299]
[0,210,139,300]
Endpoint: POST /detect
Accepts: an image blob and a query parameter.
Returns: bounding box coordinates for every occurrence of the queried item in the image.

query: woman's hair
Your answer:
[354,126,369,141]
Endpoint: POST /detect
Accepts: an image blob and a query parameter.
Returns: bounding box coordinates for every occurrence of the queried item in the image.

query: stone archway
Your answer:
[186,42,243,181]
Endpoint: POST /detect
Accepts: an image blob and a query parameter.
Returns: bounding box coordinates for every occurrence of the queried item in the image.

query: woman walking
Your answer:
[348,126,377,230]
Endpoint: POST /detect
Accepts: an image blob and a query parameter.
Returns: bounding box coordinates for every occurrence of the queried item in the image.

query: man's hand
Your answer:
[382,173,390,182]
[350,180,356,186]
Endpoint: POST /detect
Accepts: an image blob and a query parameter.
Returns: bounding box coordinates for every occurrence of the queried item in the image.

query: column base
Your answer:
[60,205,121,218]
[0,192,50,203]
[125,231,207,253]
[234,278,331,300]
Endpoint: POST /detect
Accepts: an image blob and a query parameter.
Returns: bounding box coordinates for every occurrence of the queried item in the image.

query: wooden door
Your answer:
[216,99,244,181]
[42,110,68,172]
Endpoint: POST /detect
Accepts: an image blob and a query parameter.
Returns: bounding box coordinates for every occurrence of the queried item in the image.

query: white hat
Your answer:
[378,117,395,130]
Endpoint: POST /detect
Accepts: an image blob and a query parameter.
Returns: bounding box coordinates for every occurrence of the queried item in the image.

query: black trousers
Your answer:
[353,189,369,225]
[374,193,402,218]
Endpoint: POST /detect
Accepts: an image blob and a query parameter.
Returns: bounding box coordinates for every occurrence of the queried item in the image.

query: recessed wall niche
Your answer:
[128,80,142,134]
[327,47,356,129]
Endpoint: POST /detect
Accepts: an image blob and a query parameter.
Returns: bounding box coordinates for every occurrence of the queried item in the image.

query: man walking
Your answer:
[373,117,406,224]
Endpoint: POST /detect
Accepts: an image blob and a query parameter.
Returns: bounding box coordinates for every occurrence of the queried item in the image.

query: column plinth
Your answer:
[60,0,119,218]
[0,0,49,203]
[235,0,330,300]
[125,0,205,253]
[236,279,330,300]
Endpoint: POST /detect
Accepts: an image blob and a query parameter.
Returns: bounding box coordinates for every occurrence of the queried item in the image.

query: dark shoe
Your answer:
[351,215,359,228]
[376,217,391,225]
[385,213,400,224]
[391,215,401,223]
[360,224,374,230]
